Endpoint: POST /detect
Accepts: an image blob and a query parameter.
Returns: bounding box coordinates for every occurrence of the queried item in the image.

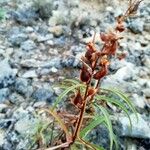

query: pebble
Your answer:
[22,70,38,78]
[21,40,36,51]
[48,26,63,37]
[119,113,150,139]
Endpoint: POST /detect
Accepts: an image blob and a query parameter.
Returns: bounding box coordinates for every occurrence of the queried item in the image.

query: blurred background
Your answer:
[0,0,149,149]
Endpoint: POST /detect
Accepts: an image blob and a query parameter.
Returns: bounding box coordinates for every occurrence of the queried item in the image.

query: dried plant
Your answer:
[39,1,143,150]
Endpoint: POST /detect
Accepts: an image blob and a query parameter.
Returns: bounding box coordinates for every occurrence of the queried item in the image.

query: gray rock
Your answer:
[9,93,25,105]
[143,55,150,69]
[0,59,17,88]
[32,88,54,102]
[127,18,144,34]
[61,56,75,67]
[110,62,136,82]
[37,34,53,42]
[144,23,150,32]
[0,119,15,129]
[119,114,150,139]
[48,26,64,37]
[21,40,36,51]
[9,7,39,26]
[131,94,146,109]
[8,33,28,46]
[33,0,54,19]
[0,129,5,147]
[143,88,150,98]
[0,104,8,113]
[20,58,62,68]
[15,116,39,135]
[22,70,37,78]
[15,78,33,97]
[0,88,9,103]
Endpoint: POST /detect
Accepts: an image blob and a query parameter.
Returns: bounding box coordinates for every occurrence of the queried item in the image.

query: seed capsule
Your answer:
[80,64,91,83]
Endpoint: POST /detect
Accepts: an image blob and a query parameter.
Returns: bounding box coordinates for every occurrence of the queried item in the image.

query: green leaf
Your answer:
[95,95,132,129]
[94,104,117,150]
[64,79,81,85]
[90,143,105,150]
[0,8,6,21]
[101,88,138,121]
[77,138,105,150]
[80,116,105,138]
[52,83,84,110]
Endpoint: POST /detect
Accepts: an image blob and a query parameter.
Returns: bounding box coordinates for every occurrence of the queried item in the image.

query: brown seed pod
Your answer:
[100,33,108,42]
[93,66,108,80]
[87,87,98,97]
[117,52,127,60]
[72,89,83,106]
[80,64,91,83]
[116,23,125,32]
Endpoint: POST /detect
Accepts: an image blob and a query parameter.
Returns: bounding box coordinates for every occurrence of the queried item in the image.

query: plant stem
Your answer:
[45,141,71,150]
[72,84,89,142]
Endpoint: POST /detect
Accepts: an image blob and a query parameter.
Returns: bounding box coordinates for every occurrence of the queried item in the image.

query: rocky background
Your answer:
[0,0,149,150]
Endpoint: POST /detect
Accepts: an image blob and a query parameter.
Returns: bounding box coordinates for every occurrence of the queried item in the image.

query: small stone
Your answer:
[50,67,58,73]
[48,26,63,37]
[37,34,53,42]
[33,101,47,108]
[8,26,28,46]
[144,22,150,32]
[21,40,36,51]
[0,104,8,113]
[143,88,150,98]
[119,113,150,139]
[9,93,25,105]
[9,7,39,26]
[111,62,136,81]
[14,116,39,135]
[131,94,146,109]
[46,40,54,46]
[32,88,54,102]
[143,55,150,69]
[0,88,9,103]
[61,57,74,68]
[25,26,34,33]
[0,129,5,146]
[15,78,33,97]
[22,70,37,78]
[128,19,144,34]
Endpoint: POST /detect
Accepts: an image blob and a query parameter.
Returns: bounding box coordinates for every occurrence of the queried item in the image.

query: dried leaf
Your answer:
[128,0,143,15]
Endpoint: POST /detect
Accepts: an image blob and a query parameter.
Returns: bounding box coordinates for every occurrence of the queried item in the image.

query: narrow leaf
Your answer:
[101,88,138,121]
[95,95,132,129]
[94,104,117,150]
[80,116,105,138]
[52,83,84,110]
